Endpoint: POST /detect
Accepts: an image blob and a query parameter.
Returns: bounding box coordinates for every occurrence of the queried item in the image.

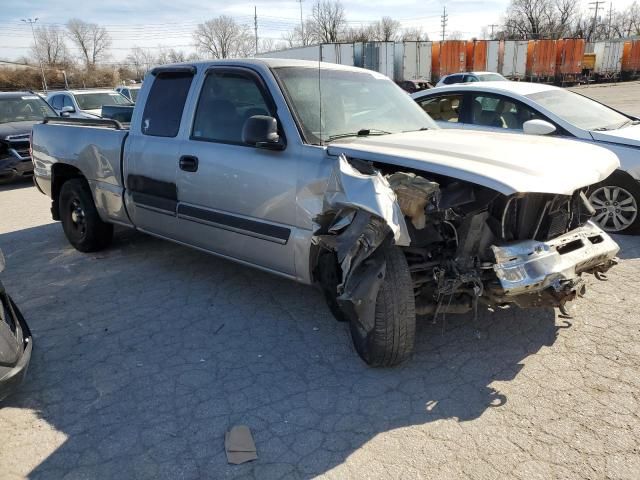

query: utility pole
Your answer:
[298,0,305,46]
[608,2,613,39]
[21,18,47,92]
[489,24,499,39]
[441,6,448,42]
[254,6,258,55]
[588,1,606,42]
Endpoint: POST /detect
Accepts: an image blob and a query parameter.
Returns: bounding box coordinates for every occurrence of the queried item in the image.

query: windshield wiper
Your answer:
[594,119,640,131]
[326,129,391,142]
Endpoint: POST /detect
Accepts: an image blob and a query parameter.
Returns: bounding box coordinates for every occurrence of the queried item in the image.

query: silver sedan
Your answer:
[412,82,640,234]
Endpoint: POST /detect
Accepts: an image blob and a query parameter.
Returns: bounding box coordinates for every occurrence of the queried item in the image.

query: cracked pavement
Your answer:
[1,84,640,479]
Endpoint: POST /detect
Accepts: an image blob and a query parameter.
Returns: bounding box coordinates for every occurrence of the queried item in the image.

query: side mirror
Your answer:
[242,115,284,150]
[60,106,75,117]
[523,119,556,136]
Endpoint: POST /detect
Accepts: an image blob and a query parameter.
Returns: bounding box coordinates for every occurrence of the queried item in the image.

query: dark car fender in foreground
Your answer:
[0,256,32,402]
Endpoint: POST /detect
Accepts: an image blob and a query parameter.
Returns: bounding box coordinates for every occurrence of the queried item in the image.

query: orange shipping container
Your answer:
[466,40,488,71]
[526,40,557,78]
[555,38,585,75]
[435,41,466,77]
[622,40,640,73]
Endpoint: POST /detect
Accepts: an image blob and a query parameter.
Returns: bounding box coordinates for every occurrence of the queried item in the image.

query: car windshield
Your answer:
[274,67,437,144]
[478,73,506,82]
[74,92,132,110]
[0,95,56,123]
[527,89,629,131]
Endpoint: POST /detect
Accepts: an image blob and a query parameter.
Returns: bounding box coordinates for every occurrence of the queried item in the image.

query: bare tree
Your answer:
[342,25,376,42]
[501,0,581,39]
[66,19,111,67]
[308,1,346,43]
[282,20,315,47]
[401,27,429,41]
[373,16,401,41]
[125,47,156,79]
[193,16,254,59]
[32,25,69,67]
[157,48,189,64]
[448,31,464,40]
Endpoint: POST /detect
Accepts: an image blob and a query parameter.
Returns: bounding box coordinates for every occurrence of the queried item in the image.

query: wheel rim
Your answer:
[589,185,638,232]
[69,198,87,237]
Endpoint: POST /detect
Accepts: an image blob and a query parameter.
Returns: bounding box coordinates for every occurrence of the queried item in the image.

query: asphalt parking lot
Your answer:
[1,83,640,480]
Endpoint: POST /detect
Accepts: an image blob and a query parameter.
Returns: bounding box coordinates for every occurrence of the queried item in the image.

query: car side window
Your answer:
[470,94,543,130]
[62,95,74,108]
[417,94,463,123]
[141,71,194,137]
[464,75,479,83]
[192,70,272,144]
[50,95,62,110]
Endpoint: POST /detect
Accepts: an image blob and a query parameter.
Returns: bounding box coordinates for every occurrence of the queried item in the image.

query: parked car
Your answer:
[412,81,640,234]
[435,71,507,87]
[46,89,133,118]
[32,59,620,367]
[0,92,56,184]
[115,85,142,103]
[0,249,32,402]
[397,79,432,94]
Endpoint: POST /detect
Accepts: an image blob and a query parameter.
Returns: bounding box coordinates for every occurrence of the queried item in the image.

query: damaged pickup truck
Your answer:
[32,59,620,366]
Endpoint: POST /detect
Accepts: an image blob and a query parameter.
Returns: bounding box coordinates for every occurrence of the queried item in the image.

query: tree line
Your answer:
[2,0,640,91]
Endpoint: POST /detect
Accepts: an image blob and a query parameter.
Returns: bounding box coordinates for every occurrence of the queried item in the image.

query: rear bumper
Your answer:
[491,221,619,297]
[0,291,32,402]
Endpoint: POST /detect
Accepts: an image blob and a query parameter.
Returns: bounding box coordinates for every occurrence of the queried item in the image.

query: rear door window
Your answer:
[416,94,464,123]
[142,71,194,137]
[470,93,544,130]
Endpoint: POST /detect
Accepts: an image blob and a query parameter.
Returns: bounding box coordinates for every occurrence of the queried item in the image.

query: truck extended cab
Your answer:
[32,59,621,366]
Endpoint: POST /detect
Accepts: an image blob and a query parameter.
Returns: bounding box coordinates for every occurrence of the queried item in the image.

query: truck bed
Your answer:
[32,118,131,225]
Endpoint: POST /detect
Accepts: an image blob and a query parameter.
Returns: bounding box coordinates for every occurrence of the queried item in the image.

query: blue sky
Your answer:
[0,0,634,62]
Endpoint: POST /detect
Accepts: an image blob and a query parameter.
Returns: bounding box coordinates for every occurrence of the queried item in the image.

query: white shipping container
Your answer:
[502,40,527,78]
[356,42,395,79]
[394,41,432,82]
[593,41,624,75]
[256,43,354,66]
[487,40,500,73]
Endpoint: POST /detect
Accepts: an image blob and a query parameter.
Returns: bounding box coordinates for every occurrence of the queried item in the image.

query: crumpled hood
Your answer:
[328,129,620,196]
[590,124,640,148]
[0,121,40,139]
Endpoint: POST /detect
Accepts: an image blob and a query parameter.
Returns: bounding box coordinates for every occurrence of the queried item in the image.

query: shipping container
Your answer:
[593,40,624,77]
[555,38,585,82]
[622,40,640,76]
[432,41,466,79]
[501,40,528,78]
[393,41,432,82]
[582,53,596,71]
[354,41,395,78]
[256,43,355,66]
[486,40,501,73]
[526,40,557,79]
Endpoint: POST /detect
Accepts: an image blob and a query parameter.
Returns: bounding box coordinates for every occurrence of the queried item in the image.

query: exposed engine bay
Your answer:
[313,155,619,325]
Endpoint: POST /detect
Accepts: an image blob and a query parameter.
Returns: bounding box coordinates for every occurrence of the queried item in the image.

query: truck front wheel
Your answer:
[349,245,416,367]
[59,178,113,252]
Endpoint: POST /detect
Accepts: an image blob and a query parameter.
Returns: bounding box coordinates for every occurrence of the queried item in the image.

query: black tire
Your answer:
[588,171,640,235]
[318,251,350,322]
[59,178,113,252]
[349,245,416,367]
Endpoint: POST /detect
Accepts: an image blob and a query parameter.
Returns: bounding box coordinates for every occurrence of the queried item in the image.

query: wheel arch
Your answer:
[51,163,87,220]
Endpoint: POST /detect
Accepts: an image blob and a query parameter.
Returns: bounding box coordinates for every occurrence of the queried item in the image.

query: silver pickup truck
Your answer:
[32,59,621,366]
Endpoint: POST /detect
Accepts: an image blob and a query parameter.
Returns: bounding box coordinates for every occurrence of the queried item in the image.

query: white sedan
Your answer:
[412,82,640,233]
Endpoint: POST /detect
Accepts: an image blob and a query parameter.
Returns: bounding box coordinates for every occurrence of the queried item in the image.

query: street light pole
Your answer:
[22,18,48,92]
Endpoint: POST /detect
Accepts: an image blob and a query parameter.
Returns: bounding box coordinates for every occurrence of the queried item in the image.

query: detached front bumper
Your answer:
[0,286,32,402]
[491,221,619,298]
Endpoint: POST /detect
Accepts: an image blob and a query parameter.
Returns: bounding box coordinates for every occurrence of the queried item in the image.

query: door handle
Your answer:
[179,155,199,172]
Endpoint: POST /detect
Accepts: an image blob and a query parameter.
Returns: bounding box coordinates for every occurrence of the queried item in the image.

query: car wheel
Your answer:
[588,172,640,234]
[59,178,113,252]
[349,245,416,367]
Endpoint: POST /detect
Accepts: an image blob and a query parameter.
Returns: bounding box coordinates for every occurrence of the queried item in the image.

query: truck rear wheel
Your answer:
[59,178,113,252]
[349,245,416,367]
